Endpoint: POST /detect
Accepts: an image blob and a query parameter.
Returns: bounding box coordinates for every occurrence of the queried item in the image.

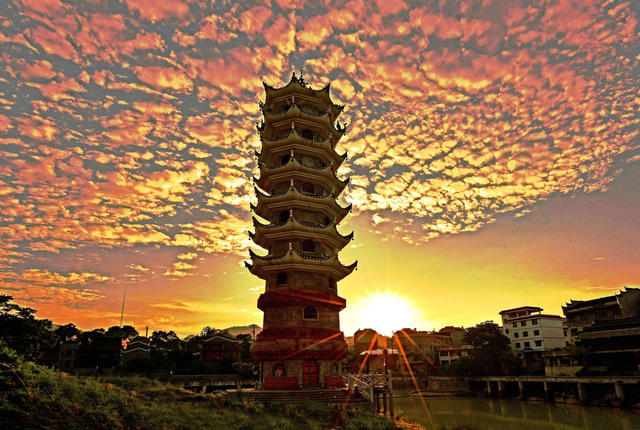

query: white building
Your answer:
[499,306,566,353]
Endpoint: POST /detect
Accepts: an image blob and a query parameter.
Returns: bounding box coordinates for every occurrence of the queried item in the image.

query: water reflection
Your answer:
[393,397,640,430]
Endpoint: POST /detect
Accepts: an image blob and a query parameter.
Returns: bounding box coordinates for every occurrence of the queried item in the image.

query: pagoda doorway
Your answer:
[302,360,320,387]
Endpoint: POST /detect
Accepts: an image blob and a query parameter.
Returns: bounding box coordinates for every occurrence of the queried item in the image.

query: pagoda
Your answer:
[247,73,356,390]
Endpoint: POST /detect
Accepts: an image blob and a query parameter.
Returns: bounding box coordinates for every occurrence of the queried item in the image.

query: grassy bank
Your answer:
[0,346,398,429]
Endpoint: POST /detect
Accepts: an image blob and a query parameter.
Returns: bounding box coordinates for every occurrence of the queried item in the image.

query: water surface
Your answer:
[393,396,640,430]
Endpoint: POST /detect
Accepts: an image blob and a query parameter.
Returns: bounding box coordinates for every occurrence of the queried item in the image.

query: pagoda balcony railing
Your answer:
[266,104,293,116]
[299,252,332,261]
[264,220,288,229]
[263,157,328,171]
[297,158,328,170]
[294,217,330,229]
[263,252,288,261]
[265,103,327,118]
[263,188,290,198]
[261,129,330,145]
[299,104,327,117]
[299,190,327,198]
[259,187,328,200]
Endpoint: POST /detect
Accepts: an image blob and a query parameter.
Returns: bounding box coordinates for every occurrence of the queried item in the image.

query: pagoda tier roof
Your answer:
[257,289,346,312]
[255,158,348,196]
[263,73,344,124]
[260,104,346,142]
[251,185,351,223]
[245,249,357,281]
[256,136,346,171]
[249,216,353,250]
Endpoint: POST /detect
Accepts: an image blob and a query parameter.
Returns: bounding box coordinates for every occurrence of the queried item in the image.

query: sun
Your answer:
[348,290,422,336]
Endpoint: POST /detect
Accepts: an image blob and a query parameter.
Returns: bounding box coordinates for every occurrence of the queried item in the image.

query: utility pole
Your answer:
[120,287,126,328]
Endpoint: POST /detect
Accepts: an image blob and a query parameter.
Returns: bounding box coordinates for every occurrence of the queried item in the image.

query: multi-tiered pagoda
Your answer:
[247,74,356,390]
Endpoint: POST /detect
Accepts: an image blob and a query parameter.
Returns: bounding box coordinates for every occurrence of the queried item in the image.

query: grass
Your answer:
[0,346,399,429]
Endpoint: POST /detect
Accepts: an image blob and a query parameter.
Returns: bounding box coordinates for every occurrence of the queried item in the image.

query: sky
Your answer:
[0,0,639,337]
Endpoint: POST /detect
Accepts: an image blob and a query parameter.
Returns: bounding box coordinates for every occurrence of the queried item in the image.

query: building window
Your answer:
[276,272,288,285]
[533,330,540,336]
[571,328,578,336]
[280,154,291,166]
[302,240,315,253]
[535,340,542,347]
[514,332,519,338]
[520,321,526,327]
[531,319,538,325]
[524,342,530,348]
[512,322,517,328]
[505,329,509,334]
[515,343,521,349]
[273,362,286,377]
[328,278,336,290]
[303,306,318,320]
[279,210,289,223]
[523,331,528,337]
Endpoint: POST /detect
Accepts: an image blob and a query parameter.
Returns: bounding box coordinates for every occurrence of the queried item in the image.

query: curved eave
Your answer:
[257,159,348,196]
[257,133,346,170]
[251,217,353,250]
[263,74,344,121]
[262,108,344,141]
[251,187,351,222]
[246,251,356,281]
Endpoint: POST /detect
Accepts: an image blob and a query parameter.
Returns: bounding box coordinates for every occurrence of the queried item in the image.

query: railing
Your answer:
[295,217,329,229]
[345,373,393,403]
[299,104,327,117]
[298,252,331,261]
[299,190,327,198]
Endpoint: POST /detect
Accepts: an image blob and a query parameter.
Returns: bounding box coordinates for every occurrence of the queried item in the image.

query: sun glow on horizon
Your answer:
[347,290,427,337]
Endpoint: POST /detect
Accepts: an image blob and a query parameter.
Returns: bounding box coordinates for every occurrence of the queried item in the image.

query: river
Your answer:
[393,396,640,430]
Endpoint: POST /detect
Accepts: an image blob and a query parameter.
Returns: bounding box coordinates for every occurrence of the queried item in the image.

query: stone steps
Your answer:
[231,387,369,405]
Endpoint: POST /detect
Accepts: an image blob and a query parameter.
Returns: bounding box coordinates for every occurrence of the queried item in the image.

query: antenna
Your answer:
[120,287,126,328]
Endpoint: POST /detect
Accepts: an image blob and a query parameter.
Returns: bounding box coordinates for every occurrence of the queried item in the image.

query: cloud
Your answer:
[1,0,639,328]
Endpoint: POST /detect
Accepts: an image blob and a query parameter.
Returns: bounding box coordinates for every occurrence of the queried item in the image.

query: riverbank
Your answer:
[0,346,398,429]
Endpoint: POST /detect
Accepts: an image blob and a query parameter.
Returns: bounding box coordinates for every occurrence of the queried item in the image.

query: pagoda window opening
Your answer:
[273,362,286,377]
[301,129,314,140]
[301,182,314,194]
[304,306,318,320]
[280,154,290,166]
[302,240,316,253]
[278,210,289,224]
[276,272,288,285]
[329,278,337,290]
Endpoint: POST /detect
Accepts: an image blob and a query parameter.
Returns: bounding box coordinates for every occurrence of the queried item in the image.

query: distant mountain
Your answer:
[223,324,262,337]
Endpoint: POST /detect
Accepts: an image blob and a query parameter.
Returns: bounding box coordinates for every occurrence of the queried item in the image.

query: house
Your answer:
[121,337,151,363]
[563,287,640,342]
[499,306,566,353]
[200,335,242,361]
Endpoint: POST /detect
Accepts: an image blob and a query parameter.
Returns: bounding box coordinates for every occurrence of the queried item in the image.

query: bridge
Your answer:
[346,373,394,417]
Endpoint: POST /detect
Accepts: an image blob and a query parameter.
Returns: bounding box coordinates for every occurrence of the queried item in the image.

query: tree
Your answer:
[55,323,80,342]
[105,325,138,339]
[0,295,53,360]
[456,322,523,376]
